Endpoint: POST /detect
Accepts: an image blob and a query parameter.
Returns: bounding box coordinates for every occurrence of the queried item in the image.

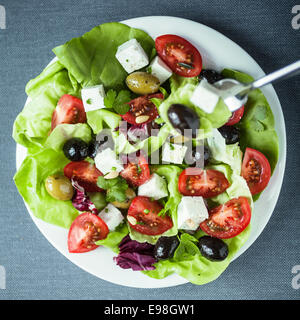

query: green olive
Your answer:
[126,72,160,95]
[45,175,74,201]
[112,188,136,209]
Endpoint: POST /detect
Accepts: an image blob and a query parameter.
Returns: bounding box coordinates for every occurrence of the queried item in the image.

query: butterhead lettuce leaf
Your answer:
[87,109,121,134]
[206,128,243,175]
[45,123,92,152]
[14,148,78,229]
[96,223,129,253]
[13,61,81,152]
[53,22,155,90]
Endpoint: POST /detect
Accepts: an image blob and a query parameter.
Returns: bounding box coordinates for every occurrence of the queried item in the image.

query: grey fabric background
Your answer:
[0,0,299,300]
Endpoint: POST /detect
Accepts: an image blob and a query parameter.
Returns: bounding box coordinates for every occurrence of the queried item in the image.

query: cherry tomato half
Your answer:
[68,212,109,253]
[127,196,173,236]
[200,197,251,239]
[178,167,230,198]
[224,105,245,126]
[241,148,271,195]
[155,34,202,77]
[120,155,150,187]
[64,161,103,192]
[51,94,86,131]
[121,93,163,125]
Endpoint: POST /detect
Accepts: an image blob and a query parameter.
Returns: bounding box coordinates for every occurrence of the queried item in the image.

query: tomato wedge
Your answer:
[200,197,251,239]
[68,212,109,253]
[178,168,230,198]
[121,93,163,125]
[155,35,202,77]
[241,148,271,195]
[225,105,245,126]
[51,94,86,131]
[120,155,150,187]
[64,161,103,192]
[127,196,173,236]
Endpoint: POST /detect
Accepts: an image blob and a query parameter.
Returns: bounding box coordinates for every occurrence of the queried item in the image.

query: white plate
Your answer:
[16,16,286,288]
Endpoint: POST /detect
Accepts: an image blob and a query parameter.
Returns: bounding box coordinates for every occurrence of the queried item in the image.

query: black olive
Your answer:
[167,104,200,138]
[199,69,224,84]
[218,126,240,144]
[154,236,180,260]
[88,134,112,158]
[146,120,163,134]
[185,145,211,167]
[63,138,89,161]
[88,140,100,159]
[198,236,228,261]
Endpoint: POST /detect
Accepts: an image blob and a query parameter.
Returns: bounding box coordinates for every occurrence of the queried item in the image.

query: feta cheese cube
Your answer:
[162,142,187,164]
[149,56,172,84]
[98,204,124,231]
[94,148,124,175]
[115,39,149,73]
[138,173,168,200]
[81,85,106,112]
[177,196,208,230]
[190,80,220,113]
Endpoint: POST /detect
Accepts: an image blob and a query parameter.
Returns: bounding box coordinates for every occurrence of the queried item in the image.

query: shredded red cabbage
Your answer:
[119,121,149,143]
[127,124,149,142]
[119,121,161,144]
[114,235,157,271]
[71,180,98,215]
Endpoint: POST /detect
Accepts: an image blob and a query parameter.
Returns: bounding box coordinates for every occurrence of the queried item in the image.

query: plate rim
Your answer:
[15,15,286,288]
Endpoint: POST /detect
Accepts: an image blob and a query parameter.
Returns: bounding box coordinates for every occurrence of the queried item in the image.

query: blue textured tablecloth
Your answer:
[0,0,299,300]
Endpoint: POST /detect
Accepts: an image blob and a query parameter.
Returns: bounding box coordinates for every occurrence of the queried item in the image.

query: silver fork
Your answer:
[213,60,300,112]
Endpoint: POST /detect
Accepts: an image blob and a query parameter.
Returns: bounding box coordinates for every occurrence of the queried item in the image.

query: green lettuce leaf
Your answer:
[208,164,253,208]
[206,128,243,175]
[14,148,78,229]
[227,173,253,207]
[86,109,121,134]
[45,123,92,152]
[53,22,155,90]
[205,127,253,207]
[173,233,200,261]
[97,176,129,203]
[128,165,182,244]
[13,61,81,151]
[96,223,129,253]
[25,60,79,98]
[87,192,107,211]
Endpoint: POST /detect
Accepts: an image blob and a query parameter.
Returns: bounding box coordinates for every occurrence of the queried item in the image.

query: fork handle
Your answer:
[251,60,300,89]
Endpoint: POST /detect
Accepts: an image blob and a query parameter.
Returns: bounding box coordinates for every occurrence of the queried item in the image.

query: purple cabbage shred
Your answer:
[114,235,157,271]
[71,180,98,215]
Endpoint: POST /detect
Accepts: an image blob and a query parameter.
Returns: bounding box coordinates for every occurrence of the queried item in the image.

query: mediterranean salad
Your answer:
[13,22,279,285]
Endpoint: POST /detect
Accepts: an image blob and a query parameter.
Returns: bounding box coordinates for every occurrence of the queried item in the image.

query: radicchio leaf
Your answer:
[127,124,149,142]
[114,235,157,271]
[71,180,98,215]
